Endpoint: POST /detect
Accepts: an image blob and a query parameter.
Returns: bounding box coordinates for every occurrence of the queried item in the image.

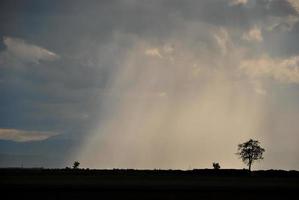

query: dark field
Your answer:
[1,169,298,200]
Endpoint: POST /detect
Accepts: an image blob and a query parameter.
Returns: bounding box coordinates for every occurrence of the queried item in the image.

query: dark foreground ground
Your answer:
[1,168,298,200]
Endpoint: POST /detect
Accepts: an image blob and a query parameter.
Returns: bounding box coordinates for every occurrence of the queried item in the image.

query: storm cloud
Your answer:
[0,0,299,170]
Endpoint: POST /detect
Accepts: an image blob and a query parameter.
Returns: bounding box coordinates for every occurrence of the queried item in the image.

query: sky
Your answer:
[0,0,299,170]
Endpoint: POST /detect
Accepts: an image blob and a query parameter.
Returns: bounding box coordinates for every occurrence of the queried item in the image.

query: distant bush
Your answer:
[73,161,80,169]
[212,162,220,170]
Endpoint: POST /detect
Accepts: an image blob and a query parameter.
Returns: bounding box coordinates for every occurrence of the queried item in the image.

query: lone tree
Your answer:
[236,139,265,171]
[73,161,80,169]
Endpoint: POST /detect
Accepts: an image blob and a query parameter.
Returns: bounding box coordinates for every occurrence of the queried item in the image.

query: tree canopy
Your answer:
[237,139,265,171]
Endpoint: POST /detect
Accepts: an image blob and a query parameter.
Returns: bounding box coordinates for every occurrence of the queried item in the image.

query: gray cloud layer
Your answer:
[0,0,299,169]
[0,128,57,142]
[2,36,59,63]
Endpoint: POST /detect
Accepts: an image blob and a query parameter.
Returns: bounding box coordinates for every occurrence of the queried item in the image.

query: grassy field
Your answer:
[1,168,298,199]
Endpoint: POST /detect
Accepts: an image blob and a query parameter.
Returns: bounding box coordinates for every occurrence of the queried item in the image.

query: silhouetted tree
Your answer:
[236,139,265,171]
[73,161,80,169]
[212,162,220,170]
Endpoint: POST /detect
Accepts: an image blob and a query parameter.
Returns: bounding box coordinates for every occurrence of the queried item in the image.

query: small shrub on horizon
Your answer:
[73,161,80,169]
[213,162,221,170]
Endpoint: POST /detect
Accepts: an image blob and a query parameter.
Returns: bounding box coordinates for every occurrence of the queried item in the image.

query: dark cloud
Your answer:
[264,21,299,57]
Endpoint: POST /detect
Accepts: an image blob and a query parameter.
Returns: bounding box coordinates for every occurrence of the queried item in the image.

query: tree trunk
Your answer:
[248,161,252,171]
